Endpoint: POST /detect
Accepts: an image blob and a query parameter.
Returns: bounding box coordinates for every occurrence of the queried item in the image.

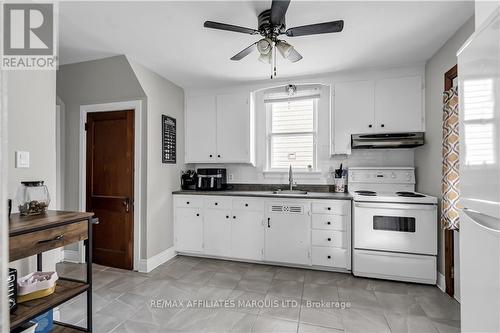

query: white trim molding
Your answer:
[137,247,177,273]
[437,272,446,292]
[79,100,143,271]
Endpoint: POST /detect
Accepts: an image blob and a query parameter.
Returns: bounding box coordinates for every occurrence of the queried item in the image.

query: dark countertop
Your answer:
[172,190,352,200]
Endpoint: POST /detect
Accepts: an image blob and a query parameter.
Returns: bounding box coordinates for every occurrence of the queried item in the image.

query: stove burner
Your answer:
[396,191,426,198]
[355,190,377,196]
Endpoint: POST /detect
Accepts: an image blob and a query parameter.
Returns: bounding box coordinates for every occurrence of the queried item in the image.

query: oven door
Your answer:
[354,201,437,255]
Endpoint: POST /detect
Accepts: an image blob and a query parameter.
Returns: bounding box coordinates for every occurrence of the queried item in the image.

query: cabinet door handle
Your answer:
[327,207,331,211]
[267,217,271,228]
[218,154,221,158]
[226,215,229,219]
[196,213,200,217]
[37,235,64,244]
[209,154,213,158]
[327,221,331,225]
[381,124,385,128]
[215,202,218,206]
[327,255,331,259]
[368,124,372,128]
[245,203,248,207]
[122,198,130,213]
[327,238,332,242]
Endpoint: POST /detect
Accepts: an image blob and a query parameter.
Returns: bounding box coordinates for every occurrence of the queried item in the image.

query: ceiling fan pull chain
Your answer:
[273,47,277,78]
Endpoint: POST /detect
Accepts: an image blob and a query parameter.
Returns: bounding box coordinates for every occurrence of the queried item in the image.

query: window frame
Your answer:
[264,98,319,172]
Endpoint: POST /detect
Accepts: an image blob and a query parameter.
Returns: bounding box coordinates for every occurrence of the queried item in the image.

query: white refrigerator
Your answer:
[457,7,500,333]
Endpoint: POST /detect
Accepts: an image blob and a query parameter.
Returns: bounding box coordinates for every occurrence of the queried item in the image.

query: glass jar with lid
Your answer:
[16,181,50,216]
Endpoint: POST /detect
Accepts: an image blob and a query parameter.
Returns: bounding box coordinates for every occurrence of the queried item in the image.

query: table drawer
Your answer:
[312,247,347,268]
[312,230,346,248]
[232,198,264,211]
[174,195,204,208]
[204,196,232,210]
[312,215,346,231]
[10,221,88,261]
[312,201,348,215]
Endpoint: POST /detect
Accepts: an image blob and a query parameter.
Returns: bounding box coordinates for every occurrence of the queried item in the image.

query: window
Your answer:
[266,98,317,171]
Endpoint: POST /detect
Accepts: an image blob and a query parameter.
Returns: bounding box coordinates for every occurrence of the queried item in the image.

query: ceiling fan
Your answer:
[203,0,344,78]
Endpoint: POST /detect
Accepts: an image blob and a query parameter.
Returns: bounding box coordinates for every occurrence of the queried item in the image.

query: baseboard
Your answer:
[437,272,446,292]
[63,250,83,263]
[137,246,177,273]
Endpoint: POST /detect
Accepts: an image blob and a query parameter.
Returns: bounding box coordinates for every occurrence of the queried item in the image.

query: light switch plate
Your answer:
[15,151,30,168]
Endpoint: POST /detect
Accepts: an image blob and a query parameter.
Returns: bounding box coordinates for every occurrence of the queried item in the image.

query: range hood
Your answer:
[351,132,424,149]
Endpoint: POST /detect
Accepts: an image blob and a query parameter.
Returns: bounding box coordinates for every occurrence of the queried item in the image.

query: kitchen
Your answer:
[1,1,499,333]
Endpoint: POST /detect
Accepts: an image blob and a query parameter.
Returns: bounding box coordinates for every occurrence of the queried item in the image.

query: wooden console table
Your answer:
[9,211,95,332]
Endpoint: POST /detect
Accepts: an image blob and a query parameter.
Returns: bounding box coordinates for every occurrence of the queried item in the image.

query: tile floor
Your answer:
[56,256,460,333]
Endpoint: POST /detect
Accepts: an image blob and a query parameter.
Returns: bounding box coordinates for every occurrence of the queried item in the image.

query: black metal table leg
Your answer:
[37,253,42,271]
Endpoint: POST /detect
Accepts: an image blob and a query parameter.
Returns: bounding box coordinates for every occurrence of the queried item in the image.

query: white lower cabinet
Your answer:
[231,210,264,261]
[175,207,203,253]
[174,195,351,271]
[204,209,232,256]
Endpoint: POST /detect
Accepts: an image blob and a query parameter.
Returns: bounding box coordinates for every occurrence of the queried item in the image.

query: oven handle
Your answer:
[354,202,437,211]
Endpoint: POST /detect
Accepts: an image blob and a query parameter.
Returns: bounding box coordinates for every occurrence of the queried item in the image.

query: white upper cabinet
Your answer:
[216,93,252,163]
[333,81,375,155]
[374,76,423,133]
[185,95,217,163]
[185,93,255,164]
[332,74,424,154]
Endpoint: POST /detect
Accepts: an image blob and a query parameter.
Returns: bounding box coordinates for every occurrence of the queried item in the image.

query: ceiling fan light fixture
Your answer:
[276,40,294,58]
[257,38,273,55]
[258,52,272,64]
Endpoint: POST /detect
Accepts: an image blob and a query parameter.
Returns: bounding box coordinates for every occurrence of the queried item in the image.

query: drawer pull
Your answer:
[327,255,331,259]
[215,202,218,206]
[37,235,64,244]
[245,203,248,207]
[267,217,271,228]
[327,207,331,211]
[187,201,190,205]
[226,215,229,219]
[327,238,331,242]
[327,221,331,225]
[196,213,200,217]
[233,216,236,219]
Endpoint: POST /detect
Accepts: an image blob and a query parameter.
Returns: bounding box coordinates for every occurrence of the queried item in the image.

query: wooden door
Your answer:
[216,93,250,163]
[86,110,134,270]
[333,80,375,154]
[185,95,217,163]
[374,75,423,133]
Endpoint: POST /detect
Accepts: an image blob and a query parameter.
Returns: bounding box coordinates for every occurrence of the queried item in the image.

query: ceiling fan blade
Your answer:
[270,0,290,26]
[286,20,344,37]
[231,42,258,61]
[287,48,303,63]
[204,21,259,35]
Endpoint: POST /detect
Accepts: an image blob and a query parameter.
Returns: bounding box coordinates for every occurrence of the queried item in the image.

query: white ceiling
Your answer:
[59,1,474,88]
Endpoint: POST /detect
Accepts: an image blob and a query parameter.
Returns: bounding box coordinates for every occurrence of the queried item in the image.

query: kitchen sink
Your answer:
[272,189,308,195]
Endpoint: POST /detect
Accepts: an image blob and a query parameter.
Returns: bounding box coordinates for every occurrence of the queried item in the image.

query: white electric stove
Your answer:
[349,167,438,284]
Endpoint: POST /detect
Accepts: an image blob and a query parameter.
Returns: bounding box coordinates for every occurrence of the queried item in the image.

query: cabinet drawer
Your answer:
[10,221,88,261]
[312,247,347,268]
[174,196,204,208]
[312,230,346,248]
[312,201,348,215]
[204,196,232,210]
[232,198,264,211]
[312,215,346,230]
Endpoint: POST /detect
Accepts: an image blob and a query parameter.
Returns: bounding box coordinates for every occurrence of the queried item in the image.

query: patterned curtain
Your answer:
[442,86,460,230]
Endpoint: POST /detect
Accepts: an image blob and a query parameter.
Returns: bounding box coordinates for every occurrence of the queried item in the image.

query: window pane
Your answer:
[271,99,314,133]
[270,134,313,169]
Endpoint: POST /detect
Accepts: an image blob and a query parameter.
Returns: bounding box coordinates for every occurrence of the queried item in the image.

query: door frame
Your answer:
[79,100,142,271]
[443,64,457,297]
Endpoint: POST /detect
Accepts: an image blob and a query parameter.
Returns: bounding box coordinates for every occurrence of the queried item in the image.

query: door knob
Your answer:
[122,198,130,213]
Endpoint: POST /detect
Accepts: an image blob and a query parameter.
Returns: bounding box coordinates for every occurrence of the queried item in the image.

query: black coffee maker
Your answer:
[197,168,227,190]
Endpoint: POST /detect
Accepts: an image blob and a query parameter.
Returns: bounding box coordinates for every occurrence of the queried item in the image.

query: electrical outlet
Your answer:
[15,151,30,168]
[228,174,234,181]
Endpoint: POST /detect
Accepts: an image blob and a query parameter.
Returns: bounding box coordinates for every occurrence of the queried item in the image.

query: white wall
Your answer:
[475,0,500,28]
[128,59,185,257]
[414,16,475,276]
[7,70,59,275]
[189,65,423,184]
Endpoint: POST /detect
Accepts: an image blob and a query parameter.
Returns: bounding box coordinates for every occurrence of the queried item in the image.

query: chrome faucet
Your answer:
[289,165,294,191]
